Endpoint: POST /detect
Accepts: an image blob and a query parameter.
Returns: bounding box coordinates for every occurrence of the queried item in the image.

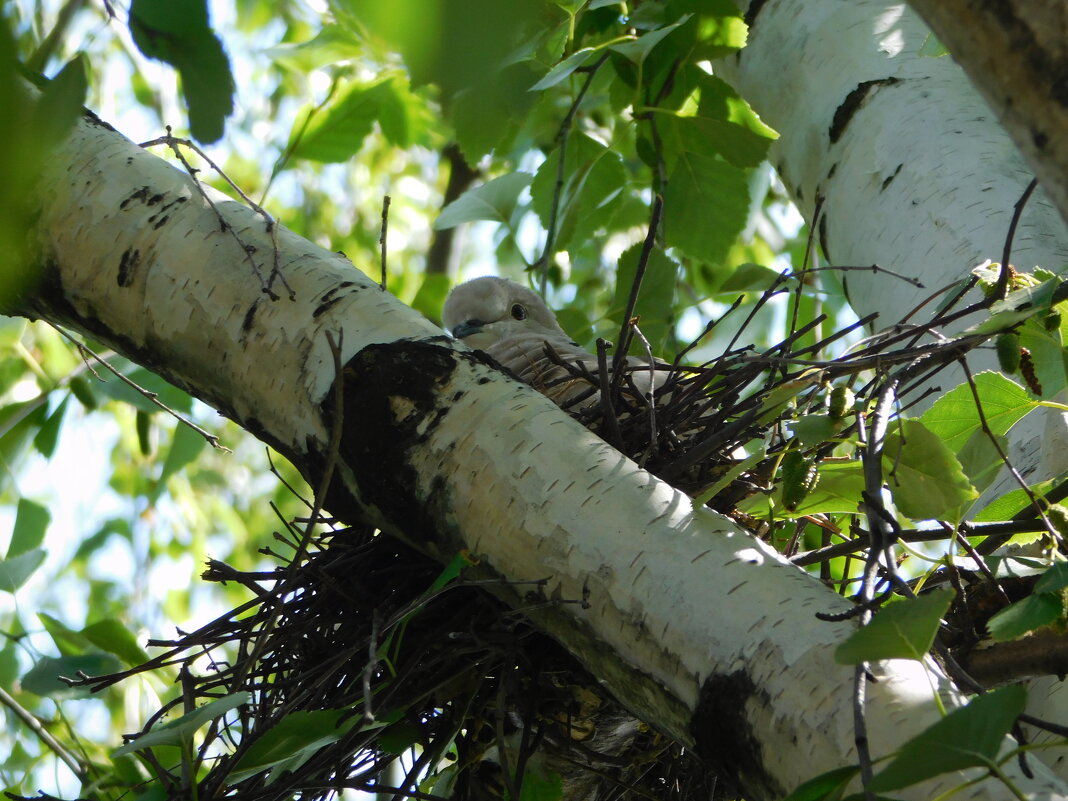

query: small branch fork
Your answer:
[140,128,294,301]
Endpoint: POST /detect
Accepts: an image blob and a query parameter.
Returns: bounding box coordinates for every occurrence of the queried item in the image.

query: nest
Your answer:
[68,262,1058,801]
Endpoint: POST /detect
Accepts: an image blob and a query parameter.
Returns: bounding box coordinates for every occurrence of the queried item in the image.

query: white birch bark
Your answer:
[716,0,1068,784]
[18,109,1068,798]
[716,1,1068,494]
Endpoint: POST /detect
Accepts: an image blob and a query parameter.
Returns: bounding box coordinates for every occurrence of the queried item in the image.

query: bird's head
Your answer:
[442,276,569,350]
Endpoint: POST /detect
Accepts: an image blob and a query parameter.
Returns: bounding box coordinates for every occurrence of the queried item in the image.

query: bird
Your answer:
[441,276,665,411]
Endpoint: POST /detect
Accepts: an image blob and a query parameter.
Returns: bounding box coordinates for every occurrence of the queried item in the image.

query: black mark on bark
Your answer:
[829,78,900,144]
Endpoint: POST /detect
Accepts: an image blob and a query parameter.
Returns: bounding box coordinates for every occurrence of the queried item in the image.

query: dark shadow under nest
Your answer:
[61,264,1064,801]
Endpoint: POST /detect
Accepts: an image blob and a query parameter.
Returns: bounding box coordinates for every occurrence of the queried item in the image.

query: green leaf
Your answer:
[33,395,69,458]
[789,415,843,448]
[435,173,533,229]
[867,685,1027,793]
[32,54,88,149]
[835,589,953,664]
[965,278,1063,336]
[953,428,1006,497]
[81,619,151,666]
[265,24,364,71]
[227,709,364,784]
[9,498,50,557]
[68,376,98,409]
[530,134,626,253]
[986,593,1063,641]
[0,401,50,492]
[411,272,452,323]
[1035,562,1068,594]
[658,111,773,170]
[158,422,207,488]
[128,0,234,143]
[113,692,251,756]
[972,477,1058,523]
[783,765,860,801]
[378,720,423,755]
[21,653,121,698]
[718,262,782,292]
[609,15,691,63]
[883,419,978,522]
[450,61,541,162]
[529,47,601,91]
[291,77,412,162]
[39,612,94,655]
[517,762,563,801]
[0,548,46,593]
[611,243,679,353]
[662,151,749,263]
[737,459,865,518]
[1018,313,1068,398]
[95,366,193,413]
[920,372,1037,453]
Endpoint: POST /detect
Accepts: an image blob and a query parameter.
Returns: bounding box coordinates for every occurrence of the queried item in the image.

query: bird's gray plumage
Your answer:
[442,276,663,409]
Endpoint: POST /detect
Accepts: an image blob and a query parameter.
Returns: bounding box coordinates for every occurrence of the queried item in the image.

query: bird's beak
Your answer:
[451,319,485,340]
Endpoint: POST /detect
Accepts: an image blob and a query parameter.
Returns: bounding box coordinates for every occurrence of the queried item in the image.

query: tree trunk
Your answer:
[717,0,1068,501]
[717,0,1068,786]
[16,102,1068,798]
[904,0,1068,229]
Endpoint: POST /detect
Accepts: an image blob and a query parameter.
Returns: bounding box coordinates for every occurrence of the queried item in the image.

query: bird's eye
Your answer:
[510,303,527,321]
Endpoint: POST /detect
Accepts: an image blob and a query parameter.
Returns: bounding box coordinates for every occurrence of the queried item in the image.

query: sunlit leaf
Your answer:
[529,47,601,91]
[21,653,121,698]
[986,593,1063,642]
[8,498,50,557]
[782,765,859,801]
[835,589,953,664]
[919,372,1037,453]
[883,419,978,522]
[113,692,251,756]
[663,151,749,263]
[1035,562,1068,594]
[737,459,864,518]
[81,619,151,666]
[227,709,368,784]
[435,173,533,229]
[33,395,69,459]
[868,685,1026,792]
[531,134,626,253]
[0,548,46,593]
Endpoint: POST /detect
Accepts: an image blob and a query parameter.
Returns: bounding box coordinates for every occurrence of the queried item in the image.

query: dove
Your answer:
[442,276,665,410]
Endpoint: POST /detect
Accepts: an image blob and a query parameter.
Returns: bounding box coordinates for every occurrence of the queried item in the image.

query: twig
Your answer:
[787,195,823,370]
[994,178,1039,301]
[596,338,623,449]
[959,359,1064,549]
[362,609,380,723]
[56,327,230,452]
[537,53,611,296]
[629,321,659,463]
[790,263,925,289]
[612,194,664,389]
[379,195,391,291]
[231,329,346,690]
[140,128,294,300]
[0,684,87,781]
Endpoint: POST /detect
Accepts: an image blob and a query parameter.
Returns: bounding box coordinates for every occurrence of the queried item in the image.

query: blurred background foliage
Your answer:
[0,0,855,796]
